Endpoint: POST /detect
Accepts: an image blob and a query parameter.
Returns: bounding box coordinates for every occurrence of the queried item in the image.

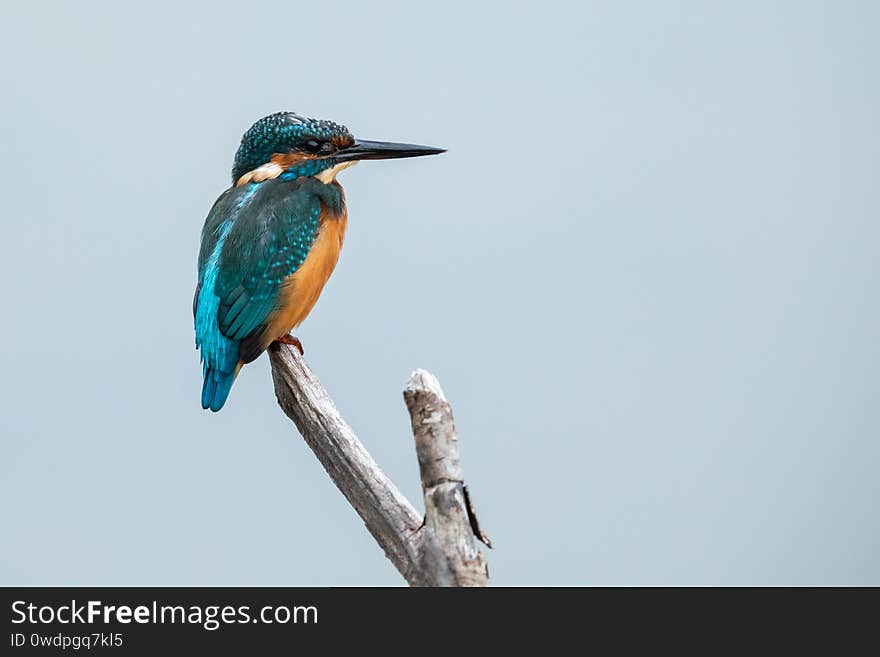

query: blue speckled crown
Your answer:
[231,112,352,183]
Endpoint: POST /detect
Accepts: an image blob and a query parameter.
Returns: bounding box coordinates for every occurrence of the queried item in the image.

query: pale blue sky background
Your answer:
[1,1,878,585]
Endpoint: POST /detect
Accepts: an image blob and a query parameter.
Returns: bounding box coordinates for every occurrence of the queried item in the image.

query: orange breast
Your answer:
[263,203,347,346]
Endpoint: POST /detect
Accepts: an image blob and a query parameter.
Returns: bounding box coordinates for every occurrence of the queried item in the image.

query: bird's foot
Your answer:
[274,334,304,356]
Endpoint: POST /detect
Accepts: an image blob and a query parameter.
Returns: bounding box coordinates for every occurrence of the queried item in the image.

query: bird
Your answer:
[194,111,444,412]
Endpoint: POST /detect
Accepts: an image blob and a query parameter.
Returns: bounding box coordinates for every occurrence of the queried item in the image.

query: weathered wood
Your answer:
[404,370,490,587]
[267,343,489,587]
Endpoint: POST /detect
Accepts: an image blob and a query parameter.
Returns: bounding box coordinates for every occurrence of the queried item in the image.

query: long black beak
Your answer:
[335,139,445,162]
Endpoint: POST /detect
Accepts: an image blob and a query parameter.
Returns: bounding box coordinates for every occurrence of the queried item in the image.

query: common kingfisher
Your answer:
[194,111,444,411]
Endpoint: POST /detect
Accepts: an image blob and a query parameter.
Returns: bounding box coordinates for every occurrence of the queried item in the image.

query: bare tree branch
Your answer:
[268,343,489,587]
[404,369,490,586]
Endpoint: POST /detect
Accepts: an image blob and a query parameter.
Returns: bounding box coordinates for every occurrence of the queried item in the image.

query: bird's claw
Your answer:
[274,334,304,355]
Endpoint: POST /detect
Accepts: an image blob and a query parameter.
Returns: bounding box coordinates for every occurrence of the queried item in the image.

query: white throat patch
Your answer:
[314,160,357,184]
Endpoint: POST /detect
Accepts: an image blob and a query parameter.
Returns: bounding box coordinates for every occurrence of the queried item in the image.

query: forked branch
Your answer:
[268,343,489,586]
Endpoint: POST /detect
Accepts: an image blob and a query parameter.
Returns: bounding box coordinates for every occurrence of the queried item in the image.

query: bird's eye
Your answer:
[303,139,323,154]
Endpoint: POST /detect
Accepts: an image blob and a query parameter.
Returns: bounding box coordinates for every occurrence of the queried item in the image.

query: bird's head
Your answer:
[232,111,444,186]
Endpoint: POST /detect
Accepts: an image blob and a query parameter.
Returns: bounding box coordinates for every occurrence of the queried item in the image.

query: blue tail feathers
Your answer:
[201,366,236,412]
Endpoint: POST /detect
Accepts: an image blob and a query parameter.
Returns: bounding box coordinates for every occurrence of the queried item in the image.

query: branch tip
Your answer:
[405,368,448,402]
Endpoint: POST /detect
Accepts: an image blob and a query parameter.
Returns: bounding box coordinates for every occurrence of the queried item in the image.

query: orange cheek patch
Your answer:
[332,135,355,149]
[270,152,310,168]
